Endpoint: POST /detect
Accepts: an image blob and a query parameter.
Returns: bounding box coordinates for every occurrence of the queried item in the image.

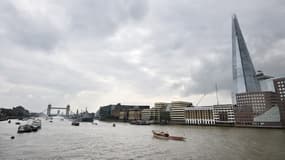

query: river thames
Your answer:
[1,118,285,160]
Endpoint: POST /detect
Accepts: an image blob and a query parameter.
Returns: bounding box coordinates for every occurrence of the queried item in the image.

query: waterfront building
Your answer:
[119,111,128,121]
[128,109,142,121]
[98,103,149,120]
[185,106,215,125]
[235,92,282,127]
[150,106,162,123]
[253,105,281,127]
[213,104,235,125]
[273,77,285,126]
[232,15,261,104]
[274,77,285,102]
[99,105,112,120]
[150,102,170,123]
[160,111,170,124]
[141,109,151,121]
[170,101,193,124]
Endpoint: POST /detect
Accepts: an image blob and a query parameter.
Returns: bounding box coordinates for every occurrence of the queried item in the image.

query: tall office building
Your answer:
[232,15,261,103]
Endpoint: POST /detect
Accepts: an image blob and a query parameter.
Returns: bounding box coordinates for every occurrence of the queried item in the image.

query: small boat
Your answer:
[72,120,80,126]
[31,119,42,130]
[17,125,33,133]
[113,123,116,127]
[8,120,11,123]
[49,120,53,123]
[152,130,185,141]
[15,122,21,125]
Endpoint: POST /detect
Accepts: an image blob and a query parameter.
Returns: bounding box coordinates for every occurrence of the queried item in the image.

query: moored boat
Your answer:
[17,124,33,133]
[72,120,80,126]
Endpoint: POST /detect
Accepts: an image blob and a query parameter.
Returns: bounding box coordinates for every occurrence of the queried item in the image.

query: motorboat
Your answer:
[72,120,80,126]
[152,130,185,141]
[17,124,33,133]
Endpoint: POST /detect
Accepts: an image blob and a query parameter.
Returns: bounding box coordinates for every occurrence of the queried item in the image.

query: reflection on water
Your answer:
[1,118,285,160]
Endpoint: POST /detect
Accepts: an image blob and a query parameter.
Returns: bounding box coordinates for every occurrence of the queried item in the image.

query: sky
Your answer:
[0,0,285,112]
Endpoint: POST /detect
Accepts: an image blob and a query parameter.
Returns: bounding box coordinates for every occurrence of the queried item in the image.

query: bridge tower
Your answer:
[47,104,52,116]
[66,105,70,117]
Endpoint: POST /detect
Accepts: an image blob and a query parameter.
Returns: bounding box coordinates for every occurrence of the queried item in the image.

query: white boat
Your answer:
[31,119,42,129]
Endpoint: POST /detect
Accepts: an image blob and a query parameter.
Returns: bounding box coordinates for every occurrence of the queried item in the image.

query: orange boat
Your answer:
[152,130,185,141]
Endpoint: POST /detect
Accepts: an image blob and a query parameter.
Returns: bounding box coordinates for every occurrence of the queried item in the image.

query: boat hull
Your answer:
[153,134,169,140]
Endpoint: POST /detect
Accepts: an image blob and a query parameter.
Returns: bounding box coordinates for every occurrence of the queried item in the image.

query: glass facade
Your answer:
[232,15,261,103]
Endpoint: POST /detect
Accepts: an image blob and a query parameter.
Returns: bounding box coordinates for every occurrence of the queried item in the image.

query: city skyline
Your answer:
[0,0,285,112]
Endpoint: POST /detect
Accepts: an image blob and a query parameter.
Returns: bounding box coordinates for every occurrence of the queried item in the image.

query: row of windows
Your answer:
[237,96,264,100]
[237,94,264,99]
[238,101,265,105]
[277,80,285,84]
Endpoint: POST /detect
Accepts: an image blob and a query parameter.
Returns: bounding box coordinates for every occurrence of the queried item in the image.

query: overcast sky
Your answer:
[0,0,284,112]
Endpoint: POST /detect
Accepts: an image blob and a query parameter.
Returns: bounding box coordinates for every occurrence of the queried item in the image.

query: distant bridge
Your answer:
[47,104,70,117]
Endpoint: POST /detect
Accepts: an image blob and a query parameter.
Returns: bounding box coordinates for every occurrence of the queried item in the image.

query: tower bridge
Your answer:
[47,104,70,117]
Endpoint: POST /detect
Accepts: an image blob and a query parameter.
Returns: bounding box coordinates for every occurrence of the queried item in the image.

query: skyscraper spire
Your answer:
[232,15,261,103]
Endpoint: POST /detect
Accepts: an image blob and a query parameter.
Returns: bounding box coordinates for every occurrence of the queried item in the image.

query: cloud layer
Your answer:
[0,0,284,112]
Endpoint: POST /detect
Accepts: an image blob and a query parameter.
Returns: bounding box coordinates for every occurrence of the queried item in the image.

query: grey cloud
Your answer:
[0,0,285,111]
[64,0,148,39]
[0,1,61,51]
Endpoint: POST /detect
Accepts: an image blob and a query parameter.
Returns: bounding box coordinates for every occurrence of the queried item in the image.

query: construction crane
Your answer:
[196,83,219,106]
[195,93,207,106]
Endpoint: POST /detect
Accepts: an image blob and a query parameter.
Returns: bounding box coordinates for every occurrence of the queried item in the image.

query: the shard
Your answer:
[232,15,261,103]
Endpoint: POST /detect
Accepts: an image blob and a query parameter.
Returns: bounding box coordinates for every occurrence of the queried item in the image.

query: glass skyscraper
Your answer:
[232,15,261,103]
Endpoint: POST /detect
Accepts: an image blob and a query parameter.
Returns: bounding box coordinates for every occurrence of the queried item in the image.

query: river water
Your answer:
[0,118,285,160]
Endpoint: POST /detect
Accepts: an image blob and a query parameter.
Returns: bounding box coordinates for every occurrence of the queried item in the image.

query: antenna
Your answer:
[215,83,219,105]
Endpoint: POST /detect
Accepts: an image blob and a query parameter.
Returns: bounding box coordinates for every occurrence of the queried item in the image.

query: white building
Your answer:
[213,104,235,125]
[185,106,215,125]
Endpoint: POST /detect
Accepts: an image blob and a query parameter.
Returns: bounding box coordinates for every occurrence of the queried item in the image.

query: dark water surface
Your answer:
[1,118,285,160]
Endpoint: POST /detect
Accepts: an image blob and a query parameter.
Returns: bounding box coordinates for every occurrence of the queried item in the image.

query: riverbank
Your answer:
[98,119,285,129]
